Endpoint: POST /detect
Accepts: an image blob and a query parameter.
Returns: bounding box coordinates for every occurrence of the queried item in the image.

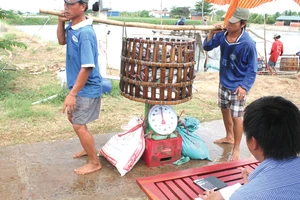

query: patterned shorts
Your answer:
[218,84,246,117]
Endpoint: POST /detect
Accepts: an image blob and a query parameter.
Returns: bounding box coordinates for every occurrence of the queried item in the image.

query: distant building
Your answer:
[149,10,170,18]
[107,11,120,17]
[275,16,300,27]
[191,12,208,21]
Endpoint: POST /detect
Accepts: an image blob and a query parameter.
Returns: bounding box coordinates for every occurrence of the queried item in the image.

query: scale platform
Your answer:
[143,135,182,167]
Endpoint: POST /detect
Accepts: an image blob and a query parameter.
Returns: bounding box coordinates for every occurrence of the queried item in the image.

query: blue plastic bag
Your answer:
[176,116,210,160]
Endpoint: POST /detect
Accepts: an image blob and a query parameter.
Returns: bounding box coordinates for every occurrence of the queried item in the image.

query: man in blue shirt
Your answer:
[296,51,300,80]
[203,7,257,161]
[198,96,300,200]
[175,17,186,25]
[57,0,102,175]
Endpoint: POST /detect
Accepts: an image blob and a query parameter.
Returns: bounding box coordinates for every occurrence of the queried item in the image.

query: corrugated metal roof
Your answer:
[276,16,300,21]
[191,12,203,16]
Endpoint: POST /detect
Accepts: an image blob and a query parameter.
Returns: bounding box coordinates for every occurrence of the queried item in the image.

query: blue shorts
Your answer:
[218,84,246,118]
[72,96,101,125]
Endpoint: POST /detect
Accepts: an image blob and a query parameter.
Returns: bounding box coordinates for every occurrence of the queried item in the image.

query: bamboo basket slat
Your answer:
[119,36,196,105]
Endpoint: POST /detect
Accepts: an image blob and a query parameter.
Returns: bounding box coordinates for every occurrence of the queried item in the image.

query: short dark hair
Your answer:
[243,96,300,160]
[79,1,89,11]
[240,20,247,30]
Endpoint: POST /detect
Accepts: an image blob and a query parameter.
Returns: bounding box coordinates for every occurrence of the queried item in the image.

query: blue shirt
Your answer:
[203,29,257,92]
[296,51,300,61]
[65,19,102,98]
[230,157,300,200]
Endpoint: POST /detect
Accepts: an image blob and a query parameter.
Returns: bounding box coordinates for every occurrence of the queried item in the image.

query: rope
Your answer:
[27,16,53,45]
[177,116,200,136]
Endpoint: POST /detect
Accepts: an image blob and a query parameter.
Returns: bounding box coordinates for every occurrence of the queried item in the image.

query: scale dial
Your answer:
[148,105,178,135]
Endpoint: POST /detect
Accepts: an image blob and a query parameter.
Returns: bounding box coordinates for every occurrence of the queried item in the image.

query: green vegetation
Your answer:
[0,71,15,100]
[0,70,58,117]
[4,15,59,25]
[0,10,27,51]
[108,80,122,97]
[0,69,121,119]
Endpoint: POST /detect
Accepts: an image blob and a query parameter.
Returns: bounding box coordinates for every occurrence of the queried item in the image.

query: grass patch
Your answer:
[103,80,121,97]
[4,97,53,119]
[3,32,17,40]
[0,71,16,100]
[0,69,62,120]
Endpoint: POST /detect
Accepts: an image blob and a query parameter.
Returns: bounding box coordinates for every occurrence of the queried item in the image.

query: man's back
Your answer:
[269,40,283,62]
[230,157,300,200]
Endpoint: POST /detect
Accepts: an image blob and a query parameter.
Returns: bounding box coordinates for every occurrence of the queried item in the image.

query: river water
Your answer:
[15,25,300,71]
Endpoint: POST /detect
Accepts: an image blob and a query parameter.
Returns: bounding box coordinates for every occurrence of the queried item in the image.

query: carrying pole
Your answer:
[39,8,219,31]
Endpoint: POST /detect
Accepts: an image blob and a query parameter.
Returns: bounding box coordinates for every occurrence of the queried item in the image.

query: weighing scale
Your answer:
[143,104,182,167]
[147,104,178,136]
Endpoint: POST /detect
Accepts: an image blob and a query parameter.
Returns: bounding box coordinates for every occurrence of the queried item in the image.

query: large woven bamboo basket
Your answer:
[119,36,196,105]
[280,57,299,71]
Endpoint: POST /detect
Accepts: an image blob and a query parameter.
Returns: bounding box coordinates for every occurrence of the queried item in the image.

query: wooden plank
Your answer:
[174,179,198,200]
[165,180,190,200]
[187,176,204,194]
[244,165,255,173]
[136,158,260,200]
[156,182,179,200]
[136,158,258,184]
[136,182,168,200]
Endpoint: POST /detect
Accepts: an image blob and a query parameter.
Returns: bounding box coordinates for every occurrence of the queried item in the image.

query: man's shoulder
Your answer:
[240,32,255,44]
[275,40,283,45]
[78,25,96,40]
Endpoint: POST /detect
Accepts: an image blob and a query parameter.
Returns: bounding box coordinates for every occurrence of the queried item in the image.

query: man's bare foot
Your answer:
[73,150,87,158]
[74,163,102,175]
[214,137,234,144]
[230,149,240,161]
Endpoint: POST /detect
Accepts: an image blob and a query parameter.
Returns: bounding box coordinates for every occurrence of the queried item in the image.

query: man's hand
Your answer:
[235,86,246,101]
[58,10,69,22]
[238,167,250,184]
[206,23,224,42]
[62,94,76,114]
[198,190,224,200]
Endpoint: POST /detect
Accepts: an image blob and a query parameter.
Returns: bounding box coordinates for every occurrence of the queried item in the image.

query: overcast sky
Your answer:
[1,0,300,14]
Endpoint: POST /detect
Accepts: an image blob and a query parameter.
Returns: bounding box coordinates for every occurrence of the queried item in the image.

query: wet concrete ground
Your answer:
[0,120,252,200]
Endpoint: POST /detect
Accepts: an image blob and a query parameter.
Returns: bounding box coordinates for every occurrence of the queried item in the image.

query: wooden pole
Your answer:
[264,12,267,70]
[160,0,163,26]
[39,8,219,31]
[202,0,204,19]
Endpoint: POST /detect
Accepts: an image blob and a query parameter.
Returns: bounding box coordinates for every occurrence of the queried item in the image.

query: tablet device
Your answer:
[193,176,227,191]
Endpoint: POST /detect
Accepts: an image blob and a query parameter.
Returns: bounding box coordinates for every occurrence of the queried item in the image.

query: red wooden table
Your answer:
[136,158,259,200]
